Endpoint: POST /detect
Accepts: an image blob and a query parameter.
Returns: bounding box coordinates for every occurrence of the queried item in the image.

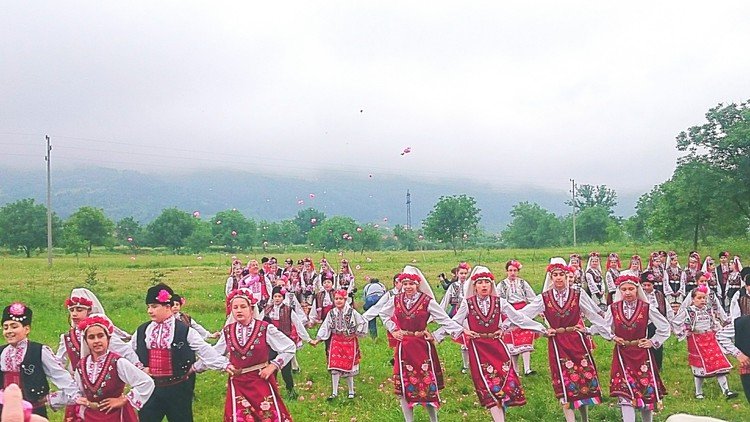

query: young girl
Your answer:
[605,253,622,305]
[216,288,295,422]
[378,266,464,422]
[495,259,539,376]
[74,315,154,421]
[584,252,606,311]
[673,285,738,399]
[442,266,545,422]
[337,259,357,307]
[664,251,686,315]
[605,275,669,422]
[439,261,472,373]
[311,289,367,400]
[225,259,244,297]
[521,258,612,422]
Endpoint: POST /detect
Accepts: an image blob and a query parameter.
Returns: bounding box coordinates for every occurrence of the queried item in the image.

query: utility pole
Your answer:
[45,135,53,266]
[405,190,412,230]
[570,179,577,247]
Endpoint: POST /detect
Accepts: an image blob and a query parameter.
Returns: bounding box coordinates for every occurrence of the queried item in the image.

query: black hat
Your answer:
[261,257,269,264]
[2,303,32,326]
[741,267,750,286]
[146,283,174,305]
[640,271,656,284]
[172,294,184,305]
[272,286,283,297]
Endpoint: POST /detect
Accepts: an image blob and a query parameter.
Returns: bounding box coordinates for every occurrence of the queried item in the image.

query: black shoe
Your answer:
[326,394,338,401]
[524,370,536,376]
[389,358,395,365]
[726,390,739,399]
[695,393,705,399]
[287,389,298,400]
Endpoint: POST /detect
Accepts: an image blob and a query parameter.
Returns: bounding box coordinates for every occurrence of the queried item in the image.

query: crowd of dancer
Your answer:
[2,251,750,422]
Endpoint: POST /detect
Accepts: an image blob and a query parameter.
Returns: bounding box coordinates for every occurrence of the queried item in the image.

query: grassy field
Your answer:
[2,248,749,421]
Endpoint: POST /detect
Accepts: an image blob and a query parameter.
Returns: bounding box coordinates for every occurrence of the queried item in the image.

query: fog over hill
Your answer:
[0,166,639,232]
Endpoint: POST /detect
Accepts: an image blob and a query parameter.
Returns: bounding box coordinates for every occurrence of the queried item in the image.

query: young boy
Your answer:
[1,303,78,418]
[640,271,671,371]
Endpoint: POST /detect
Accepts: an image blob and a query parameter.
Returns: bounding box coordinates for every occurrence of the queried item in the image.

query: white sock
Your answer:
[347,376,355,395]
[489,406,505,422]
[522,352,531,373]
[400,397,414,422]
[562,406,576,422]
[461,348,469,369]
[621,405,636,422]
[511,355,520,372]
[426,404,438,422]
[331,373,340,396]
[717,374,730,393]
[694,377,704,395]
[641,409,653,422]
[292,355,300,371]
[579,405,589,422]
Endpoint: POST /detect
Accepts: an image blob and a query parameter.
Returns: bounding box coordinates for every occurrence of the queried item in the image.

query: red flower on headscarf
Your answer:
[396,273,422,283]
[65,297,93,308]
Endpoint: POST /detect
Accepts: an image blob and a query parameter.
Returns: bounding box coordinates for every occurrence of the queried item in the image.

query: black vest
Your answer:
[135,320,196,379]
[734,315,750,356]
[0,342,50,403]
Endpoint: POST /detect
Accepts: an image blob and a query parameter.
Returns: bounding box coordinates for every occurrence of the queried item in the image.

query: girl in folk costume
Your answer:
[378,266,464,422]
[622,255,643,278]
[1,303,78,419]
[664,251,686,315]
[216,289,295,422]
[264,286,312,399]
[701,256,720,298]
[640,272,672,371]
[604,275,669,422]
[521,258,613,422]
[568,254,585,290]
[605,253,622,305]
[439,261,472,373]
[310,290,367,400]
[318,259,336,288]
[300,258,319,307]
[724,256,744,311]
[684,252,702,297]
[240,260,274,311]
[73,315,154,422]
[440,266,545,422]
[171,294,219,340]
[496,260,539,376]
[645,252,668,295]
[680,272,730,325]
[673,285,739,399]
[225,259,245,297]
[337,259,357,307]
[585,252,607,311]
[308,274,336,327]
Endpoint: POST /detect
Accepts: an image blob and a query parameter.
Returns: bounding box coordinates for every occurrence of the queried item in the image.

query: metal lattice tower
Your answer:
[406,189,411,230]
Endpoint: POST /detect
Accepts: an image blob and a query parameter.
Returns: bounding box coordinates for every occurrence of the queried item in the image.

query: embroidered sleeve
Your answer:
[117,358,154,410]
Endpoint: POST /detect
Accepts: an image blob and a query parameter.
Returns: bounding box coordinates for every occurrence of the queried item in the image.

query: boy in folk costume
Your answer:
[216,289,295,422]
[337,259,357,307]
[664,251,686,315]
[310,289,367,400]
[130,284,230,422]
[684,252,702,297]
[568,254,585,290]
[1,303,78,418]
[495,260,539,376]
[673,285,739,399]
[439,261,472,373]
[645,252,668,295]
[264,286,312,399]
[605,253,622,305]
[171,294,219,341]
[584,252,607,311]
[604,275,669,422]
[438,266,545,422]
[378,266,464,422]
[74,315,154,421]
[640,272,671,371]
[521,258,613,422]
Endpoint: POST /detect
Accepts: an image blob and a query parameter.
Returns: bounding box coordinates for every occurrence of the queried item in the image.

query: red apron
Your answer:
[75,352,139,422]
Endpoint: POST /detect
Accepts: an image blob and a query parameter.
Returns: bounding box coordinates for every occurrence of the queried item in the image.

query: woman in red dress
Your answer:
[217,288,296,422]
[521,258,612,422]
[74,315,154,422]
[605,275,669,422]
[440,266,545,422]
[378,266,464,422]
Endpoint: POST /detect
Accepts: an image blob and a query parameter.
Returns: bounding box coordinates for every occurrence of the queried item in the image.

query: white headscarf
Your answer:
[701,256,714,274]
[612,275,648,302]
[463,265,496,298]
[543,257,568,292]
[77,313,115,361]
[585,252,601,272]
[399,265,435,299]
[225,288,263,326]
[69,288,106,316]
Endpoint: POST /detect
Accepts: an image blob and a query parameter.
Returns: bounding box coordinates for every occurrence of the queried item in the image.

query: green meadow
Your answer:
[2,248,749,421]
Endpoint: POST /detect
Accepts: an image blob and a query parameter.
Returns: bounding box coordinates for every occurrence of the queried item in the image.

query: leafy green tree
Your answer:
[307,216,357,251]
[423,195,480,253]
[293,208,326,243]
[61,224,86,257]
[676,100,750,220]
[351,224,382,252]
[393,224,418,251]
[212,209,256,251]
[575,205,616,244]
[186,221,213,253]
[567,184,618,213]
[146,208,196,251]
[0,198,61,257]
[115,216,143,246]
[64,206,115,257]
[501,202,563,248]
[624,187,662,242]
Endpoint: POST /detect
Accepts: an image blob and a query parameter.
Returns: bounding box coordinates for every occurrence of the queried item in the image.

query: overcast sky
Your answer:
[2,1,749,196]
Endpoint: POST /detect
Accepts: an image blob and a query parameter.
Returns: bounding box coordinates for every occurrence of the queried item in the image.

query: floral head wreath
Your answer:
[506,260,522,270]
[334,289,348,298]
[589,252,600,258]
[546,263,568,273]
[226,289,258,306]
[471,272,495,283]
[77,315,114,335]
[695,284,709,294]
[65,296,93,309]
[396,273,421,284]
[615,275,640,287]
